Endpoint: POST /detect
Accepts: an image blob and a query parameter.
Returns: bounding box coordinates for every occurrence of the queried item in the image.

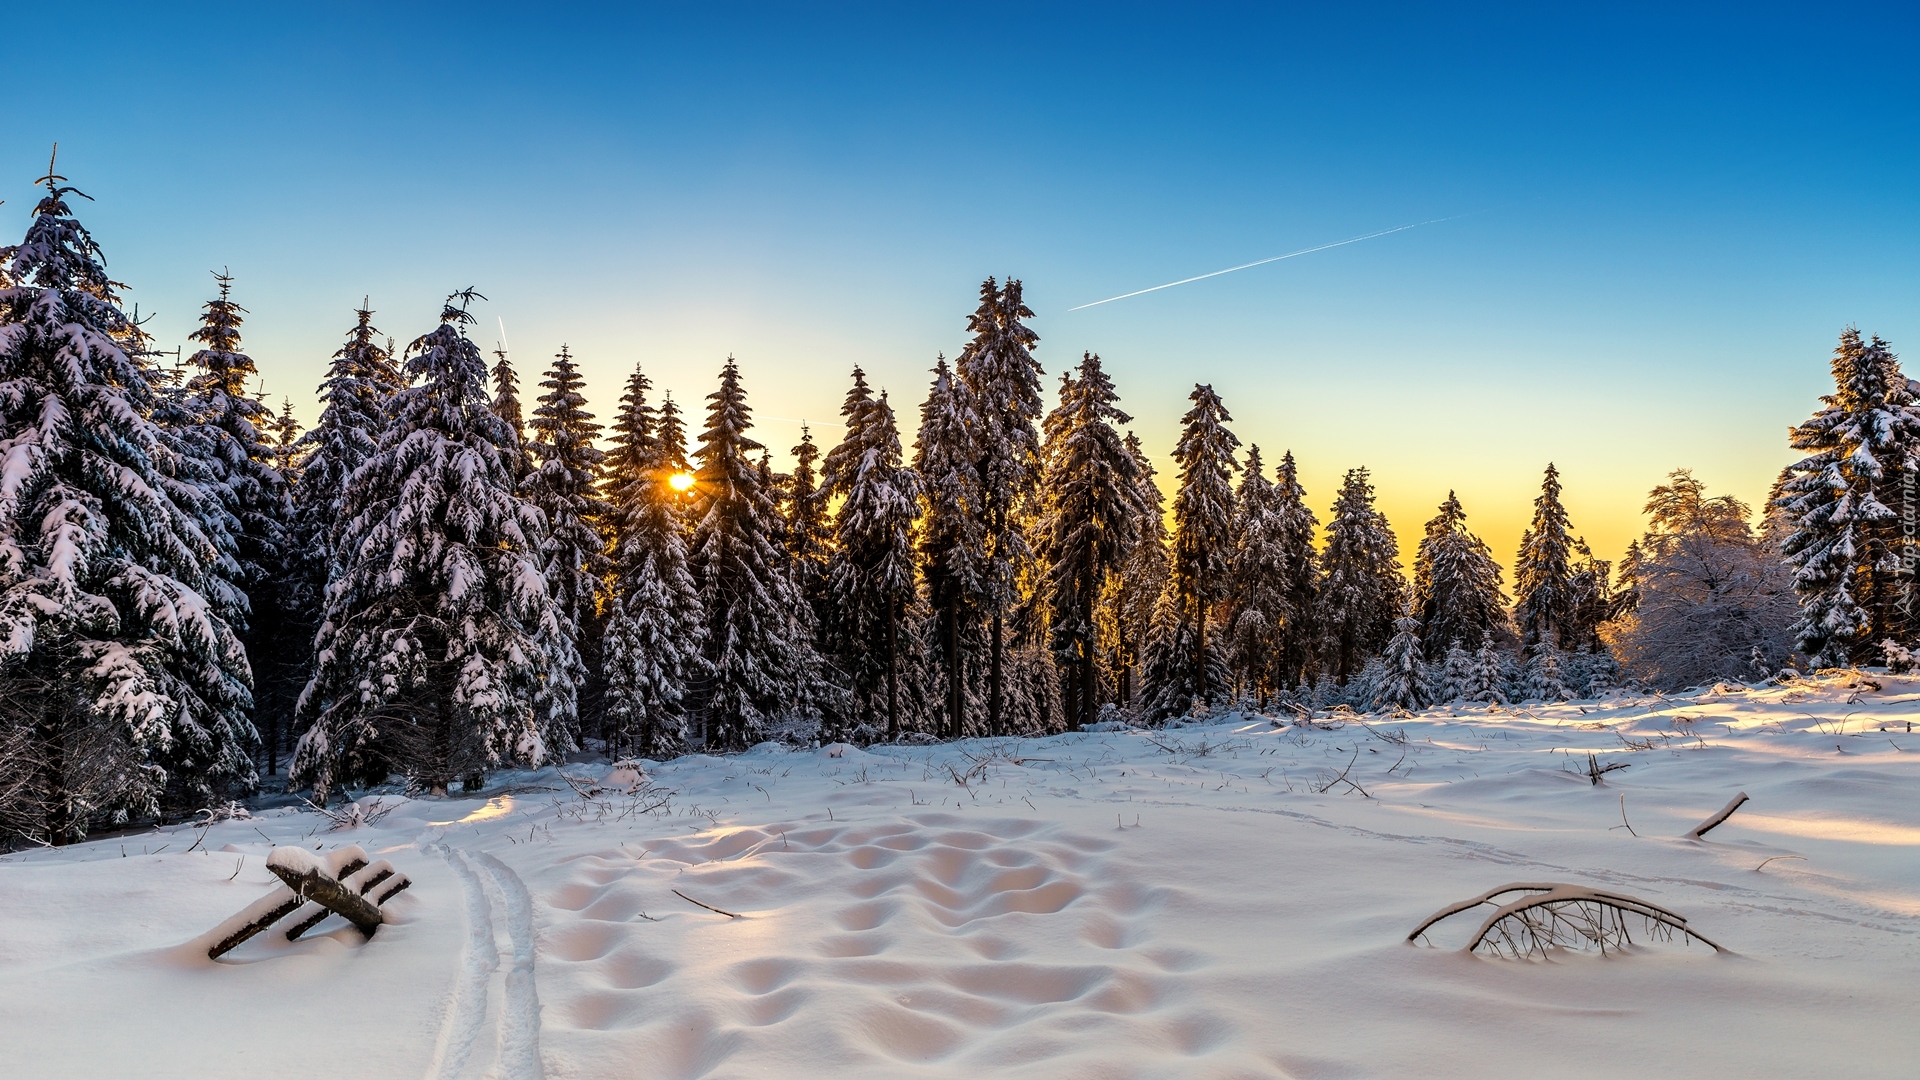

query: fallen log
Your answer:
[285,860,394,941]
[266,848,386,936]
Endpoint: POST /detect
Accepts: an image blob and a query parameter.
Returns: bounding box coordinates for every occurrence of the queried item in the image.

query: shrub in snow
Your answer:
[1612,470,1798,690]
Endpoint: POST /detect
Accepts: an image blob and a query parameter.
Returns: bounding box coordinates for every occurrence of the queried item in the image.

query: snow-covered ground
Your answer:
[5,672,1918,1079]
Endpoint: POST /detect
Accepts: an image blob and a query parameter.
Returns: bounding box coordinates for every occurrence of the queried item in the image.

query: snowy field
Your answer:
[4,672,1917,1079]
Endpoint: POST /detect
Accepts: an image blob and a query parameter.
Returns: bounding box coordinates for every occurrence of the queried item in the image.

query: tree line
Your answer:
[0,171,1888,843]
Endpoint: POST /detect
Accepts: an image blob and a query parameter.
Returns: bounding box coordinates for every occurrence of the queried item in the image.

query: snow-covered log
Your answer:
[266,856,386,937]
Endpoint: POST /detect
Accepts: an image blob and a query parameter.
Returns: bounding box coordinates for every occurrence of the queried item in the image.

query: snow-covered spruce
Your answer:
[1373,614,1428,711]
[1224,445,1286,708]
[0,174,255,841]
[289,304,405,603]
[1318,467,1403,684]
[159,271,300,773]
[291,291,556,800]
[824,369,923,738]
[1140,383,1238,722]
[1268,450,1320,692]
[783,423,833,639]
[955,279,1043,736]
[600,363,707,760]
[1037,352,1143,731]
[912,354,986,738]
[689,358,834,750]
[1412,491,1510,658]
[1106,432,1170,714]
[1776,328,1920,667]
[523,345,609,751]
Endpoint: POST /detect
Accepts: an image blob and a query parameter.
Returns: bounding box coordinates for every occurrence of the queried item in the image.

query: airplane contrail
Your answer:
[1067,214,1470,311]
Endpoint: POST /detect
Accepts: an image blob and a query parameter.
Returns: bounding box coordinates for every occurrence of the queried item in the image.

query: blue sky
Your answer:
[5,2,1915,565]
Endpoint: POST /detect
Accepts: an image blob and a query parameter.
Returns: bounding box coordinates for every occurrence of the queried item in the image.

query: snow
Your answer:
[4,673,1919,1077]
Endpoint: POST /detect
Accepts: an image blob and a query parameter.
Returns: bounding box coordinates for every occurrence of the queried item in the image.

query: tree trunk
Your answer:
[886,601,900,740]
[1062,661,1079,735]
[1194,566,1208,705]
[990,611,1004,737]
[1081,592,1098,730]
[946,607,963,739]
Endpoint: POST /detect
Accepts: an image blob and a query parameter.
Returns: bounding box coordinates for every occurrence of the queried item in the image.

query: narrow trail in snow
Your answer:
[427,845,501,1080]
[476,851,545,1079]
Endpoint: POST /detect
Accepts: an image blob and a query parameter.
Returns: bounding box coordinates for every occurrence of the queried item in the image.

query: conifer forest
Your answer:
[0,169,1890,846]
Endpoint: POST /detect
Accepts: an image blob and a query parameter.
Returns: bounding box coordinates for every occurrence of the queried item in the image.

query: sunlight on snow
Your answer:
[429,795,515,826]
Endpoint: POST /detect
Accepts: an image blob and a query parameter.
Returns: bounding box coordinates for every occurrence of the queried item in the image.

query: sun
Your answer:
[668,471,696,492]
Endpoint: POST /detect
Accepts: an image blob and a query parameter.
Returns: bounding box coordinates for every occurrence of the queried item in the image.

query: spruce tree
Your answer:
[784,424,833,636]
[955,279,1043,735]
[0,169,255,841]
[1413,491,1510,657]
[1373,615,1429,711]
[1461,632,1509,704]
[284,305,404,768]
[1141,384,1239,720]
[1319,467,1404,681]
[490,343,531,482]
[524,345,609,750]
[291,291,554,800]
[913,355,985,738]
[1037,353,1143,731]
[1514,463,1578,648]
[825,377,922,737]
[689,358,832,749]
[1777,328,1920,666]
[601,363,707,759]
[1105,432,1167,712]
[173,271,295,772]
[1271,450,1320,689]
[1226,445,1287,706]
[1520,641,1570,702]
[1438,642,1473,702]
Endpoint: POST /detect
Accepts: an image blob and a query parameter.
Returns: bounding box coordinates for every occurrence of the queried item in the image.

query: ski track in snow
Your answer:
[476,850,545,1079]
[429,845,502,1080]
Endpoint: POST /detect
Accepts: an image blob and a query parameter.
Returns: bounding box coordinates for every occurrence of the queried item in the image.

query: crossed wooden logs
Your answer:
[205,846,412,960]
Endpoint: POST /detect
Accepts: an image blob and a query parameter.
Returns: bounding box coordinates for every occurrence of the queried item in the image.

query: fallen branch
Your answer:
[1754,855,1806,872]
[672,889,740,919]
[1408,882,1723,957]
[1687,792,1749,840]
